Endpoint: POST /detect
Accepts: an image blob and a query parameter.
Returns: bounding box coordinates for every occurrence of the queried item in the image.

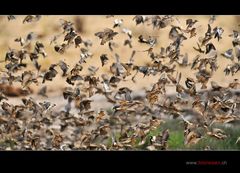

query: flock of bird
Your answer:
[0,15,240,150]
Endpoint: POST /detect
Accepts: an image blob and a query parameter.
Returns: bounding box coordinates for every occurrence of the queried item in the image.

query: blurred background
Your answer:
[0,15,240,108]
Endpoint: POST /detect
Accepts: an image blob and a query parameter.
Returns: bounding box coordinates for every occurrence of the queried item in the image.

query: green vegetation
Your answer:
[160,119,240,150]
[129,119,240,150]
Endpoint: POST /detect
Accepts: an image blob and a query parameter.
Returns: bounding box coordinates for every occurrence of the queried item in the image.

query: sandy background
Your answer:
[0,15,240,111]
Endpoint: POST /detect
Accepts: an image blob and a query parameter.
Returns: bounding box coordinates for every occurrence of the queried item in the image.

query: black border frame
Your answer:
[0,0,240,172]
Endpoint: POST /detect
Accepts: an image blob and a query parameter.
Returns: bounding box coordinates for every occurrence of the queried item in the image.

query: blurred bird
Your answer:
[133,15,147,25]
[221,49,234,61]
[7,15,16,21]
[95,28,118,45]
[113,19,123,28]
